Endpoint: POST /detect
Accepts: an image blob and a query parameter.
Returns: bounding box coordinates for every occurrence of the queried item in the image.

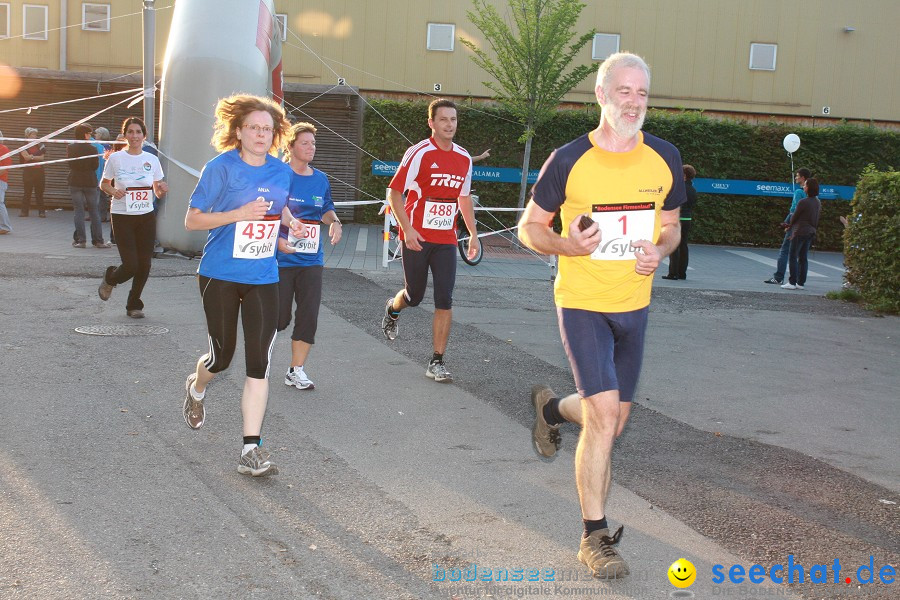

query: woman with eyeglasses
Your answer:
[181,94,300,478]
[98,117,167,318]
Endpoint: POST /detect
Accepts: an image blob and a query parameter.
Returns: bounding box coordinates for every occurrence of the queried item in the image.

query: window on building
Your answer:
[592,33,620,61]
[427,23,455,52]
[0,4,10,39]
[23,4,48,40]
[82,3,110,32]
[749,43,777,70]
[275,13,287,42]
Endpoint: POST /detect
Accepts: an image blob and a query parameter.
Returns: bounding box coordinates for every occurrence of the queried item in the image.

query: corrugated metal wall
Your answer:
[1,73,364,221]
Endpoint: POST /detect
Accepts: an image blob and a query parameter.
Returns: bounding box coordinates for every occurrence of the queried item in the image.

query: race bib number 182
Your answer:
[233,215,280,259]
[125,186,153,213]
[590,202,656,260]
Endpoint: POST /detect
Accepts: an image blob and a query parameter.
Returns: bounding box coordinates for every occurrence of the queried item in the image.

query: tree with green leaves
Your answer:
[460,0,598,208]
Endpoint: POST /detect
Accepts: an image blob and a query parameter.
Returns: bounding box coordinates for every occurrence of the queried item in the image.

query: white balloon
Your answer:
[783,133,800,153]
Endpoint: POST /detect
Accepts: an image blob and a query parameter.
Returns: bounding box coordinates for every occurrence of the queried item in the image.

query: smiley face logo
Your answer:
[668,558,696,588]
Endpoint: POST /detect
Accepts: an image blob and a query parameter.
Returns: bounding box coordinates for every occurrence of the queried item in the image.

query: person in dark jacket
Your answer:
[781,178,821,290]
[68,123,109,248]
[662,164,697,280]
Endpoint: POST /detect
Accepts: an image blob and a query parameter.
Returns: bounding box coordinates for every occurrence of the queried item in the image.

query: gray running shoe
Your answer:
[238,446,278,477]
[578,526,629,579]
[182,373,205,430]
[382,298,399,340]
[98,277,114,301]
[531,384,561,459]
[426,359,452,383]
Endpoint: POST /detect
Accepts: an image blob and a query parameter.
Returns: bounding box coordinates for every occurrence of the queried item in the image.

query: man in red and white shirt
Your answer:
[380,99,478,383]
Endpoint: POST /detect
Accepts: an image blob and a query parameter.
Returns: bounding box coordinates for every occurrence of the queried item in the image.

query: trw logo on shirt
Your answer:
[430,173,466,189]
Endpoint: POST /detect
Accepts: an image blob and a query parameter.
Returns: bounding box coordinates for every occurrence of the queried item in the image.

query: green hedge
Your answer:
[843,168,900,313]
[357,100,900,251]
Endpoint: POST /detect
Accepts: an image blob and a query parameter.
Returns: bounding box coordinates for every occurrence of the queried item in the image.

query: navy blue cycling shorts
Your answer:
[557,306,649,402]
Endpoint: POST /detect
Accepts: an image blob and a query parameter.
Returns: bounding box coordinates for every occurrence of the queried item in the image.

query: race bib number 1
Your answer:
[590,202,656,261]
[233,215,280,259]
[287,220,320,254]
[125,186,153,213]
[423,200,457,230]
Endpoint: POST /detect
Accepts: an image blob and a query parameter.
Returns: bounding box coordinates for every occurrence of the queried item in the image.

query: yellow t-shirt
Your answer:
[532,131,686,312]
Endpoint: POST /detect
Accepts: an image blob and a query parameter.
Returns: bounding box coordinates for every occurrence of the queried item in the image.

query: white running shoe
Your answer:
[781,283,797,290]
[285,366,315,390]
[426,360,452,383]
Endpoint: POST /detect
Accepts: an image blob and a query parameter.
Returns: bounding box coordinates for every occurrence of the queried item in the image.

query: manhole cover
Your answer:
[74,325,169,336]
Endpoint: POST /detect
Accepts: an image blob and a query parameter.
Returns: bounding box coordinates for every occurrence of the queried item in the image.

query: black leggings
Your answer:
[198,276,279,379]
[106,212,156,311]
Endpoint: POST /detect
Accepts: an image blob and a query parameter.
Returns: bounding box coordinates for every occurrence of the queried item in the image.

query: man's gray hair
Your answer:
[94,127,110,141]
[596,52,651,94]
[25,127,38,136]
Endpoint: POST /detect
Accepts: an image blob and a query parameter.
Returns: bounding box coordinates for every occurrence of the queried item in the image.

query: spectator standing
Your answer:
[0,131,11,234]
[19,127,47,218]
[782,178,822,290]
[662,164,697,280]
[765,168,810,284]
[93,127,111,223]
[68,123,109,248]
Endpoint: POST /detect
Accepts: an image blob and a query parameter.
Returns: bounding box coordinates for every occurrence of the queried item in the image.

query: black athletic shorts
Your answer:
[401,241,457,310]
[277,265,323,344]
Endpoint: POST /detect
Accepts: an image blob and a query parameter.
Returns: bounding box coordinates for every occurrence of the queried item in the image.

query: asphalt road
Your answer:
[0,223,897,599]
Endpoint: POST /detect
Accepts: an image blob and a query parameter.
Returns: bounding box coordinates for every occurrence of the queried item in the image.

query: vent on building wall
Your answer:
[592,33,620,60]
[427,23,455,52]
[82,3,111,32]
[749,43,777,71]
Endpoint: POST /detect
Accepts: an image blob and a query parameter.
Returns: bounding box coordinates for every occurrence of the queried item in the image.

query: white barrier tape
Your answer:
[155,148,202,179]
[332,199,384,206]
[0,137,111,145]
[473,206,524,212]
[0,90,144,163]
[0,86,144,115]
[0,154,97,171]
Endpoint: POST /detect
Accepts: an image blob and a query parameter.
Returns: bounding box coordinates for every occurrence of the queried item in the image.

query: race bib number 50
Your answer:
[590,202,656,260]
[423,199,457,230]
[233,215,280,259]
[287,220,320,254]
[125,186,153,213]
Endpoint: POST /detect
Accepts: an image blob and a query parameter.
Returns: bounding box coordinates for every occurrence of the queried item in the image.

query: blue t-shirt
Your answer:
[787,187,804,220]
[92,141,106,183]
[189,150,292,285]
[277,167,334,268]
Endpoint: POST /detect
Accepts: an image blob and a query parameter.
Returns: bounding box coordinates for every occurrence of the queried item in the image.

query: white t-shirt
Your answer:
[102,150,164,215]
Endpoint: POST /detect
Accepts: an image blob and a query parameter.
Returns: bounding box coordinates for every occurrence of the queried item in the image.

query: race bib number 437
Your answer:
[125,186,153,213]
[590,202,656,260]
[423,200,457,230]
[233,215,280,259]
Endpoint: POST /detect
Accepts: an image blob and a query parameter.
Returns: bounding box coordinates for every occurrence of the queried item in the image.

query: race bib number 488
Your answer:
[233,215,280,259]
[125,186,153,213]
[590,202,656,260]
[422,199,457,230]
